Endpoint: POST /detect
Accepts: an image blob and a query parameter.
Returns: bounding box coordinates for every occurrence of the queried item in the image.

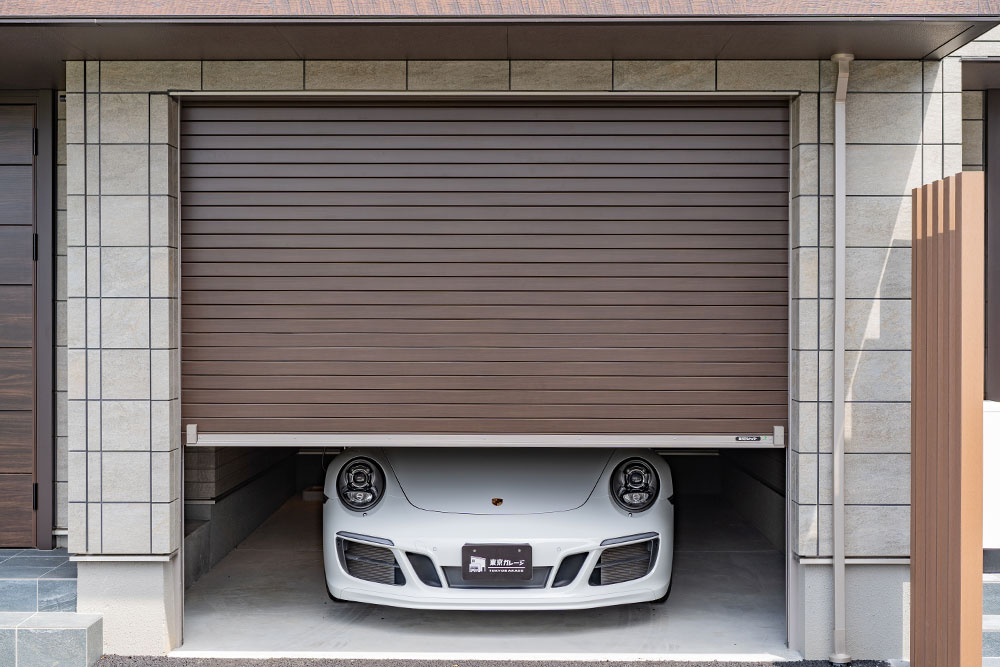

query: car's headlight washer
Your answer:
[337,457,386,511]
[610,458,659,512]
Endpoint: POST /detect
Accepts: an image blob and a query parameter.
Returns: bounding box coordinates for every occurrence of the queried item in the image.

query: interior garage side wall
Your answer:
[61,58,935,658]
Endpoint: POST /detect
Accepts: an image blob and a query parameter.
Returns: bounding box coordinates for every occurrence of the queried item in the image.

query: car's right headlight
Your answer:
[337,457,386,511]
[609,458,659,512]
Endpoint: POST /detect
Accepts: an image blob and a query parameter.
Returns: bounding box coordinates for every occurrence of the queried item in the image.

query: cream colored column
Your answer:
[65,60,195,654]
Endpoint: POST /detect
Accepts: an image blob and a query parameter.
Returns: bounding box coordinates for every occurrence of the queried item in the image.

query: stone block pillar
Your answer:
[65,60,185,654]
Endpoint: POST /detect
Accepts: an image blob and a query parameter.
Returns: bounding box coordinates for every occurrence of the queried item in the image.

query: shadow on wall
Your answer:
[184,449,299,587]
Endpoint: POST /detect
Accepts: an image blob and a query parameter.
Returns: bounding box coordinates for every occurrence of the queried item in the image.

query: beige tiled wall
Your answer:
[62,58,935,566]
[60,54,967,661]
[788,60,939,560]
[65,61,182,555]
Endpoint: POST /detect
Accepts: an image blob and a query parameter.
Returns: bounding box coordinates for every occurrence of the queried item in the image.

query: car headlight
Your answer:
[610,458,659,512]
[337,457,386,511]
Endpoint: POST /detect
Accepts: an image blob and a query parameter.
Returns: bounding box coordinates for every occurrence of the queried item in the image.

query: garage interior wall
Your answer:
[60,57,944,658]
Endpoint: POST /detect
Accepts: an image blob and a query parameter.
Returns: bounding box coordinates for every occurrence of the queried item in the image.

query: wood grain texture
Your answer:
[0,349,32,411]
[0,166,32,225]
[3,0,996,17]
[0,226,33,285]
[0,99,36,549]
[0,411,32,474]
[181,102,788,436]
[910,172,984,667]
[0,474,33,547]
[0,107,33,166]
[0,286,32,347]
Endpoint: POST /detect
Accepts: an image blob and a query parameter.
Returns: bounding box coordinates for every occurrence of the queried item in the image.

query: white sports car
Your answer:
[322,447,674,610]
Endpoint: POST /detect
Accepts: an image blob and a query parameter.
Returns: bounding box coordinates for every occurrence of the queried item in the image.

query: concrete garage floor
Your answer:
[176,495,797,661]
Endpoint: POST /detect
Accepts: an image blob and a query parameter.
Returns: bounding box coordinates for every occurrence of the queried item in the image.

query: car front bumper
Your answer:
[323,492,673,610]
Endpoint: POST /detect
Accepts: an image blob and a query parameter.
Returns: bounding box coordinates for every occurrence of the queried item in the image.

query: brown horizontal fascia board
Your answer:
[1,0,1000,19]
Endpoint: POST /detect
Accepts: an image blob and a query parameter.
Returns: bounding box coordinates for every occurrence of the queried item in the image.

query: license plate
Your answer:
[461,544,532,580]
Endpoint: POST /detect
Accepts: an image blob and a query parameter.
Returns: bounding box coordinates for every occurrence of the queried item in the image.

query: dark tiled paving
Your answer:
[41,562,78,580]
[0,566,58,579]
[0,580,38,613]
[3,556,70,569]
[13,548,68,558]
[38,579,77,612]
[0,548,75,612]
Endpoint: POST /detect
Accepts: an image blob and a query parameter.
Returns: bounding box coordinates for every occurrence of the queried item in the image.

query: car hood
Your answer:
[385,448,614,515]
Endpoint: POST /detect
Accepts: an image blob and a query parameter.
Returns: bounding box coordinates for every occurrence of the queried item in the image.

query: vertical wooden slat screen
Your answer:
[911,171,984,667]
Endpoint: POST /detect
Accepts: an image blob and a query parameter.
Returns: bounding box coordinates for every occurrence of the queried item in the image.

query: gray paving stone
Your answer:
[3,556,68,569]
[41,562,78,579]
[16,548,68,559]
[18,627,88,667]
[986,631,1000,658]
[87,617,103,667]
[0,580,36,612]
[986,579,1000,615]
[19,613,101,630]
[0,566,58,579]
[0,628,13,667]
[0,550,24,563]
[38,579,77,612]
[0,612,34,628]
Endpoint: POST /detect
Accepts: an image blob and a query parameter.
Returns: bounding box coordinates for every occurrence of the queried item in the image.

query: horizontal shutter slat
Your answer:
[181,101,789,437]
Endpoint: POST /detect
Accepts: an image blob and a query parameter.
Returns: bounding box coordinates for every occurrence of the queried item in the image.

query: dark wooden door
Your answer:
[0,104,36,547]
[180,101,789,437]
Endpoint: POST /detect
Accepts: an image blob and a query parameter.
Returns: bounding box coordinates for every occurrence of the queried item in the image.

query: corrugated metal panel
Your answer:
[180,101,788,437]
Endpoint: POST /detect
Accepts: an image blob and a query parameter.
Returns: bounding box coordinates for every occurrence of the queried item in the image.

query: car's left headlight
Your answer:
[337,457,386,511]
[610,458,659,512]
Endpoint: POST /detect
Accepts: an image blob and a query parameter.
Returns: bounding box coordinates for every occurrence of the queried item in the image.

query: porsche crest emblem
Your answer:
[491,498,503,506]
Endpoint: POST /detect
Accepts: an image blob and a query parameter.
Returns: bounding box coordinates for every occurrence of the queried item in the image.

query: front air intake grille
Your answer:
[590,539,658,586]
[552,552,588,588]
[442,566,551,589]
[338,538,405,586]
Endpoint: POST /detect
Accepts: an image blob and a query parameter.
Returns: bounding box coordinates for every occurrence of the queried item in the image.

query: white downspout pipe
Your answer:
[830,52,853,666]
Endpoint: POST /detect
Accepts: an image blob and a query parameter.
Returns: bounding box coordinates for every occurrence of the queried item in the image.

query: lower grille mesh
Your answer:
[341,539,403,585]
[594,539,657,586]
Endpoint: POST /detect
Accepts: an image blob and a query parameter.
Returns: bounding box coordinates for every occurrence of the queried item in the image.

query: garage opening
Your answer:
[176,99,792,658]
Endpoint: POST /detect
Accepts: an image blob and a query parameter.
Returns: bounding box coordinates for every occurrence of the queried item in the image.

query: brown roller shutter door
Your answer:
[180,102,789,437]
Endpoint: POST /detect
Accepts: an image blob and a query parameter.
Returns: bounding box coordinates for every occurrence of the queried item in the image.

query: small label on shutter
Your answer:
[735,435,762,442]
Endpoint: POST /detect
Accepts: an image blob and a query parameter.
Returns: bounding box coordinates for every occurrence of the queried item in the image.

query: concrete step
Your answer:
[987,574,1000,616]
[0,548,77,613]
[0,611,102,666]
[987,575,1000,659]
[987,614,1000,658]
